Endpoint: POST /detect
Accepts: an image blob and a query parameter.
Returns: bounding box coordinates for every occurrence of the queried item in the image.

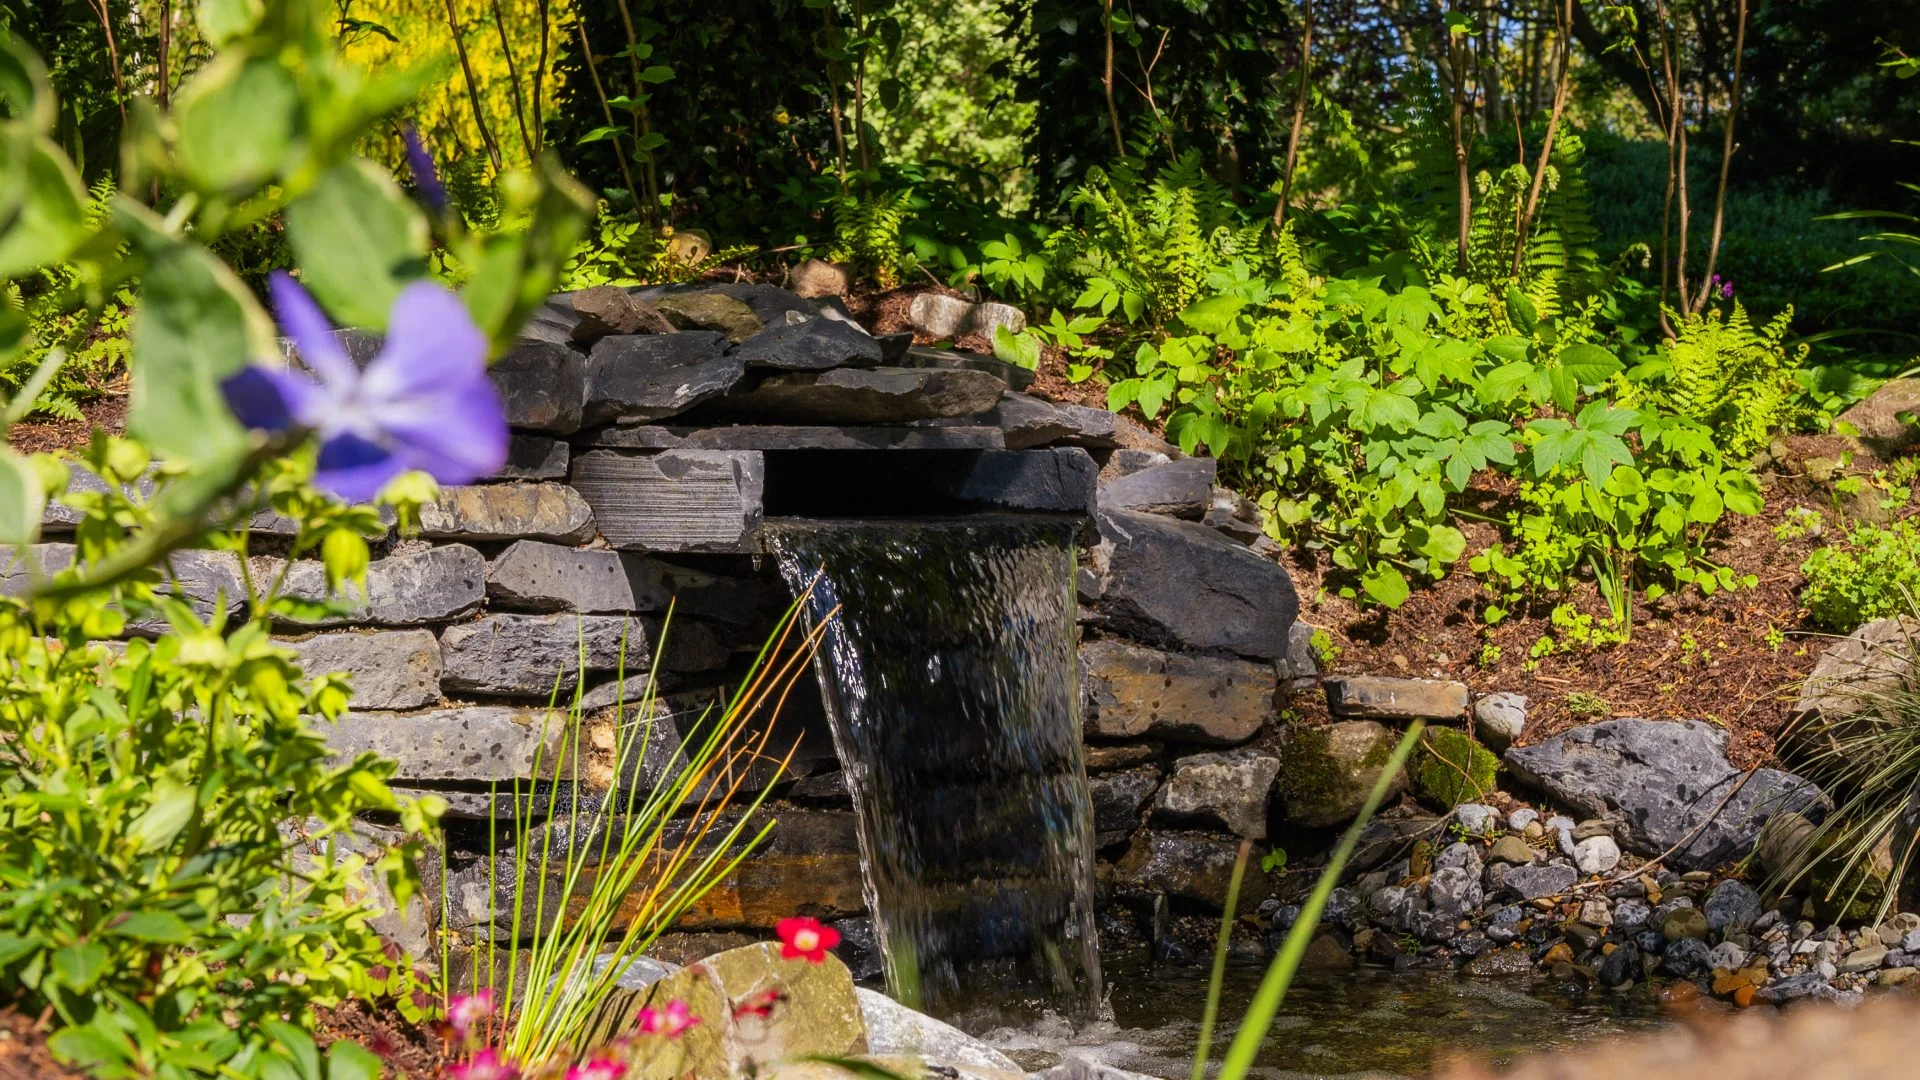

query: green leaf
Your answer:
[285,161,430,330]
[1418,524,1467,566]
[1557,343,1622,385]
[51,942,109,991]
[638,64,675,83]
[128,778,196,854]
[108,910,191,944]
[1505,286,1538,334]
[1178,293,1246,335]
[326,1041,384,1080]
[992,326,1042,370]
[577,125,626,145]
[1360,563,1410,608]
[0,139,87,278]
[0,450,44,545]
[173,55,300,193]
[195,0,265,46]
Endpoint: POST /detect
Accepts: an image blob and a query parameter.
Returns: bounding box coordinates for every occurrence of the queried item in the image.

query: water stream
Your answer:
[767,516,1102,1020]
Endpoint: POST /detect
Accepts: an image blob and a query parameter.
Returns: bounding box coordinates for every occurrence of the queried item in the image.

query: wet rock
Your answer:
[584,331,741,424]
[653,291,764,343]
[1504,719,1827,871]
[569,285,675,339]
[267,545,486,627]
[1793,617,1920,723]
[1093,509,1299,659]
[322,706,569,781]
[1274,721,1408,828]
[1090,767,1160,846]
[1084,743,1162,771]
[1080,638,1275,745]
[1504,863,1577,901]
[1596,940,1640,986]
[1575,835,1622,875]
[496,435,570,481]
[732,317,883,371]
[419,483,596,544]
[1115,830,1273,909]
[571,449,764,553]
[786,259,850,299]
[1324,675,1470,721]
[855,986,1017,1071]
[1474,692,1528,749]
[490,339,585,434]
[1298,932,1354,971]
[1154,749,1282,840]
[285,629,441,710]
[1464,948,1536,976]
[1097,458,1217,519]
[1704,880,1764,933]
[439,613,649,695]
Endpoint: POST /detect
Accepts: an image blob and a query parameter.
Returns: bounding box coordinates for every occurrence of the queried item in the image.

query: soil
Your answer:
[314,1001,448,1080]
[0,1006,88,1080]
[7,392,127,455]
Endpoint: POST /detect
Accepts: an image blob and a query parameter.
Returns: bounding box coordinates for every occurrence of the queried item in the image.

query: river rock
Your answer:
[570,449,764,553]
[618,942,866,1076]
[1097,458,1217,518]
[419,483,596,544]
[1488,835,1535,866]
[322,706,569,781]
[285,629,441,710]
[1474,692,1528,749]
[584,331,741,424]
[1275,721,1407,828]
[1574,835,1621,875]
[1080,638,1275,745]
[1504,719,1827,871]
[267,544,486,627]
[569,285,675,339]
[653,291,764,343]
[490,339,585,434]
[1115,830,1272,909]
[854,987,1017,1071]
[1429,866,1484,916]
[486,539,677,613]
[786,259,850,299]
[1704,879,1763,933]
[709,366,1006,424]
[1090,766,1161,846]
[439,613,649,695]
[1502,863,1576,900]
[1465,948,1537,977]
[1793,617,1920,723]
[732,317,883,371]
[1093,509,1299,659]
[1663,906,1709,942]
[1453,803,1500,836]
[1836,377,1920,455]
[1154,749,1282,840]
[1324,675,1470,721]
[495,435,570,481]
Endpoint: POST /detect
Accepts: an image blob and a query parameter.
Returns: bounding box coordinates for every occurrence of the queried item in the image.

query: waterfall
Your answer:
[767,516,1102,1021]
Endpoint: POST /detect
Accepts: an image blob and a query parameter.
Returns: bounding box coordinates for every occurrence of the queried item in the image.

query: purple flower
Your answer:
[221,272,508,502]
[403,124,448,213]
[1710,274,1734,299]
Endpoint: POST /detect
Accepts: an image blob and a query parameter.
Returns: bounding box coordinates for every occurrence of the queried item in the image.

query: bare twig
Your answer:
[532,0,551,140]
[1693,0,1747,312]
[1513,0,1575,275]
[1102,0,1125,154]
[573,18,638,209]
[488,0,537,159]
[82,0,127,127]
[1274,0,1315,230]
[442,0,504,172]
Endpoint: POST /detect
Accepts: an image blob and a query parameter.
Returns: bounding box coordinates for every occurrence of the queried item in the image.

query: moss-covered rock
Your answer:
[1275,720,1407,828]
[1411,728,1499,808]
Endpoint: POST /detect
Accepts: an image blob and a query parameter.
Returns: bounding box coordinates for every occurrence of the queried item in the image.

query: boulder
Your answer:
[708,366,1005,424]
[1097,458,1217,518]
[1324,675,1470,721]
[969,301,1026,338]
[652,291,765,343]
[495,435,570,481]
[1502,862,1577,900]
[322,706,569,781]
[569,285,676,339]
[1081,638,1274,745]
[1090,766,1161,846]
[969,392,1119,450]
[1275,721,1407,828]
[418,483,596,544]
[490,339,585,434]
[584,331,741,424]
[285,629,442,710]
[571,449,764,553]
[949,448,1098,514]
[1114,830,1273,909]
[1155,749,1281,839]
[267,545,486,627]
[1836,377,1920,455]
[486,539,677,613]
[438,613,649,695]
[1504,719,1827,871]
[908,293,975,339]
[615,942,866,1077]
[732,318,884,371]
[854,987,1019,1072]
[1473,692,1528,749]
[1793,617,1920,723]
[786,259,850,299]
[1093,508,1299,659]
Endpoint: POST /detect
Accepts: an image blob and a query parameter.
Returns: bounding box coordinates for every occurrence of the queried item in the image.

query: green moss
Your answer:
[1276,725,1343,807]
[1411,728,1499,808]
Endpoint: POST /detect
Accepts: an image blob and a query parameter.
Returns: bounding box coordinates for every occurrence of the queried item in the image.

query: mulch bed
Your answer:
[0,1007,87,1080]
[315,1001,448,1079]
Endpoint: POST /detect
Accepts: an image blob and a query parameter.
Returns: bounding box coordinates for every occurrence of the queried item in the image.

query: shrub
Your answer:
[1410,728,1499,808]
[1800,520,1920,631]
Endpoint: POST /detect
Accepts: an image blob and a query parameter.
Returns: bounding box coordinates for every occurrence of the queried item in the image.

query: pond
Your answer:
[970,953,1671,1079]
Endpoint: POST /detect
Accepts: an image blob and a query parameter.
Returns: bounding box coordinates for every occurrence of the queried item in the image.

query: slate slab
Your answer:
[570,449,764,553]
[267,544,486,627]
[583,331,739,424]
[1081,637,1274,744]
[706,366,1005,424]
[490,339,585,434]
[731,317,883,371]
[492,435,570,481]
[1098,457,1217,518]
[322,706,570,781]
[439,613,650,695]
[579,425,1006,451]
[487,539,675,613]
[1093,508,1299,659]
[286,629,442,710]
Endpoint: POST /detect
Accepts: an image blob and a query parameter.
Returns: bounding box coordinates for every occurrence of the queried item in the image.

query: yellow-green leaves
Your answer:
[285,161,429,329]
[0,141,88,277]
[174,55,303,195]
[0,451,46,545]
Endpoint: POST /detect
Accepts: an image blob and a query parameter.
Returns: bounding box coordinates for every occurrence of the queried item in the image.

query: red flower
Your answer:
[776,917,840,964]
[443,990,497,1043]
[636,999,699,1039]
[731,988,788,1020]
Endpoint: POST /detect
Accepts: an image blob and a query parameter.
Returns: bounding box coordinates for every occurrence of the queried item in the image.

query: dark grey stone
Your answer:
[323,706,568,782]
[493,435,570,481]
[896,344,1035,392]
[731,317,884,371]
[961,392,1119,450]
[520,297,581,346]
[270,544,486,627]
[40,463,157,530]
[1502,862,1578,900]
[1098,457,1218,518]
[438,613,650,695]
[1596,940,1640,986]
[285,629,442,710]
[578,425,1006,452]
[1662,937,1712,978]
[486,540,679,613]
[875,332,912,362]
[1115,830,1273,909]
[950,448,1098,514]
[570,449,764,553]
[1093,508,1300,659]
[707,366,1005,424]
[1505,719,1828,871]
[567,285,675,340]
[1090,766,1161,846]
[1704,879,1764,933]
[490,339,585,434]
[583,331,739,425]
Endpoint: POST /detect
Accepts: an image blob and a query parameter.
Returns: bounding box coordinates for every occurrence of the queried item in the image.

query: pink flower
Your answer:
[731,988,787,1020]
[776,917,840,964]
[565,1058,626,1080]
[636,999,700,1039]
[444,989,497,1041]
[449,1049,520,1080]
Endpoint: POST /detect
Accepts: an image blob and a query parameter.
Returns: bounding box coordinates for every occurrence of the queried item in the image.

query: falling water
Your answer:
[767,516,1102,1021]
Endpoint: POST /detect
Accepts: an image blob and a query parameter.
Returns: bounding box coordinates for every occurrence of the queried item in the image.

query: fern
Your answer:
[1525,135,1603,293]
[829,188,913,288]
[1646,302,1808,458]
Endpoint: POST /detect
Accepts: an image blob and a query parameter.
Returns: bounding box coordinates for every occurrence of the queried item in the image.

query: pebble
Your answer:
[1663,907,1710,943]
[1613,898,1652,930]
[1435,842,1483,876]
[1839,944,1888,973]
[1901,929,1920,954]
[1707,941,1750,971]
[1572,819,1613,841]
[1574,835,1621,875]
[1703,879,1763,933]
[1664,937,1712,978]
[1880,966,1918,986]
[1578,899,1614,928]
[1507,808,1539,832]
[1523,821,1546,841]
[1453,803,1500,836]
[1487,835,1536,866]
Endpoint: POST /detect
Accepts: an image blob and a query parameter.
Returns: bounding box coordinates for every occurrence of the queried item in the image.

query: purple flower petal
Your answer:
[356,279,509,482]
[387,378,510,485]
[271,271,357,387]
[403,125,449,213]
[361,281,489,400]
[314,433,407,503]
[221,365,322,433]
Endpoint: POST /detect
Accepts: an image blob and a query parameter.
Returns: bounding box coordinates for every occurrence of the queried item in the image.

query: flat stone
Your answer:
[267,544,486,627]
[1202,486,1266,543]
[1793,617,1920,722]
[855,987,1018,1072]
[1115,830,1273,909]
[1474,692,1528,749]
[580,425,1006,452]
[961,392,1118,450]
[1090,766,1161,845]
[3,546,250,630]
[1100,448,1171,484]
[287,819,438,960]
[1324,675,1470,721]
[909,292,975,339]
[570,449,764,553]
[439,613,650,695]
[652,291,764,343]
[1093,508,1299,658]
[949,447,1098,513]
[786,259,850,299]
[583,331,740,424]
[1505,719,1827,871]
[520,296,581,346]
[1502,862,1577,900]
[285,629,442,710]
[1098,458,1217,518]
[39,463,157,530]
[1084,742,1162,771]
[707,366,1005,424]
[486,540,681,613]
[1274,720,1408,828]
[1154,749,1282,840]
[732,317,883,371]
[322,706,569,781]
[1080,638,1274,744]
[895,345,1034,392]
[418,483,596,544]
[638,284,816,329]
[493,435,570,481]
[1837,377,1920,455]
[568,285,675,340]
[1488,835,1536,866]
[490,339,585,434]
